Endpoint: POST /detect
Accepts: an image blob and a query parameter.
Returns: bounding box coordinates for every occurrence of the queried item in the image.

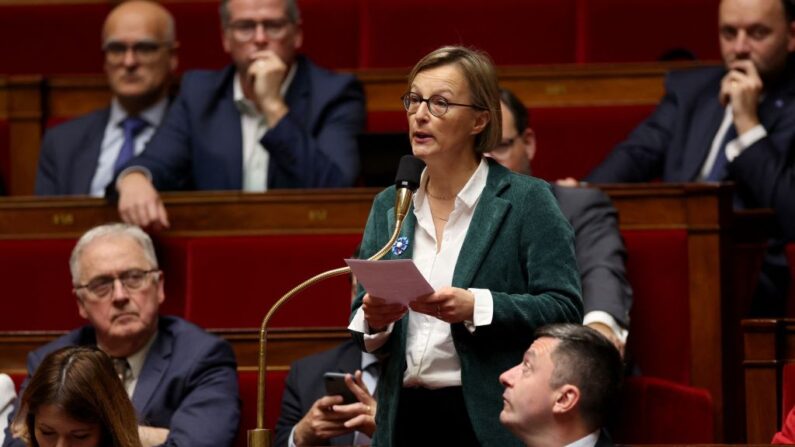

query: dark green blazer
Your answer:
[351,160,583,446]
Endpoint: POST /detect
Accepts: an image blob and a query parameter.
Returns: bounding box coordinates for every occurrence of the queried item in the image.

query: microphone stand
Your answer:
[248,187,414,447]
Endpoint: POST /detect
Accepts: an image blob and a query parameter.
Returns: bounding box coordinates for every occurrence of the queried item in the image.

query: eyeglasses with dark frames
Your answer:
[401,92,486,117]
[74,269,160,300]
[227,19,293,42]
[103,41,172,64]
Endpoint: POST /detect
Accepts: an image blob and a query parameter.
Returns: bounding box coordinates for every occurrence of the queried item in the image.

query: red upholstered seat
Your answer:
[622,229,691,384]
[359,0,578,68]
[183,235,361,329]
[612,376,714,443]
[0,4,110,75]
[235,369,287,447]
[0,239,83,331]
[530,105,654,181]
[579,0,721,63]
[298,0,361,69]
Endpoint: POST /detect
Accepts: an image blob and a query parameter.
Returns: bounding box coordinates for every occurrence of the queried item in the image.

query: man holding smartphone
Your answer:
[586,0,795,315]
[275,339,378,447]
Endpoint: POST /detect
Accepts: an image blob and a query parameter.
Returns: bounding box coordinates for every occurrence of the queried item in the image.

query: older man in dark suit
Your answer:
[2,223,240,447]
[35,1,178,197]
[114,0,365,229]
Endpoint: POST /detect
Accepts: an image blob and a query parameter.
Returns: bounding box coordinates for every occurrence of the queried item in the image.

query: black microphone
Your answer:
[394,155,425,221]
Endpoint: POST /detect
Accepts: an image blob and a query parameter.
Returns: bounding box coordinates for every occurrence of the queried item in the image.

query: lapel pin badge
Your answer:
[392,236,409,256]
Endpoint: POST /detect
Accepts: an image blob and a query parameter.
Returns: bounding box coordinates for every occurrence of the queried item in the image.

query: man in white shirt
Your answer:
[0,374,14,445]
[35,0,178,197]
[500,324,623,447]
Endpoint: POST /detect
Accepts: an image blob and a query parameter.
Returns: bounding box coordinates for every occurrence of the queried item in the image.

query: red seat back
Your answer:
[183,235,361,329]
[579,0,721,63]
[622,229,691,384]
[531,105,654,181]
[235,369,287,447]
[612,376,714,443]
[359,0,577,68]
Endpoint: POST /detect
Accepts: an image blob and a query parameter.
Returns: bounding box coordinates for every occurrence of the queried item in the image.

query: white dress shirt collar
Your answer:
[564,429,600,447]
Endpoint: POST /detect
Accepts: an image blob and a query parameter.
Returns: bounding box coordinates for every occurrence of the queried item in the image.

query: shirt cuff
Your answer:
[583,310,628,344]
[348,307,392,352]
[115,166,153,190]
[288,426,297,447]
[464,288,493,333]
[726,124,766,161]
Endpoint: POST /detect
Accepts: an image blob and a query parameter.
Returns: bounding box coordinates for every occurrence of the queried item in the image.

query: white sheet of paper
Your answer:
[345,258,434,305]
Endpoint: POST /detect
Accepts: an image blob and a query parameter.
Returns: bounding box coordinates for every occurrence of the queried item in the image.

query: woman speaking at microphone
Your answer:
[349,46,582,446]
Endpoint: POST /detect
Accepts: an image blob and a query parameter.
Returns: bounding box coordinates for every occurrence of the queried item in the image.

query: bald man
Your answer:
[35,0,179,197]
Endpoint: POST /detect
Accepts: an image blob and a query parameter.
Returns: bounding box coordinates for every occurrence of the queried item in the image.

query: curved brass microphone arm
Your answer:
[248,213,408,447]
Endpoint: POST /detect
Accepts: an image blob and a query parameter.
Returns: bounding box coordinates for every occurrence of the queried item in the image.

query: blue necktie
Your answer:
[705,124,738,181]
[113,116,149,173]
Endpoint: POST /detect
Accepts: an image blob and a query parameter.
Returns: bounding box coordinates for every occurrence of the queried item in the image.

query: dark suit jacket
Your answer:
[586,62,795,240]
[35,108,110,195]
[120,55,366,191]
[274,340,362,447]
[553,185,632,328]
[2,316,240,447]
[351,160,583,447]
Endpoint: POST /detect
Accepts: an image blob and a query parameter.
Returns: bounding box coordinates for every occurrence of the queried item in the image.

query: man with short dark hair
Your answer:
[488,89,632,354]
[2,223,240,447]
[115,0,366,229]
[35,0,178,196]
[499,324,623,447]
[586,0,795,314]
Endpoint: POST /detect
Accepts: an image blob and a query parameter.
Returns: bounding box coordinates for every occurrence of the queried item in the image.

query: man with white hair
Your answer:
[3,223,240,447]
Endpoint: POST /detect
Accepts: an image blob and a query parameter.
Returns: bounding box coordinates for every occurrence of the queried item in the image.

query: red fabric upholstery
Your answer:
[0,4,110,75]
[787,244,795,315]
[611,376,714,443]
[366,111,408,133]
[152,237,192,319]
[183,235,361,329]
[298,0,360,69]
[622,229,691,384]
[579,0,721,63]
[530,105,654,181]
[10,372,25,392]
[235,369,287,447]
[359,0,577,68]
[165,2,229,72]
[0,239,83,331]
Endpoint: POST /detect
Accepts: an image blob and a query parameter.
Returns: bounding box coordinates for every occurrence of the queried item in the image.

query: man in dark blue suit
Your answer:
[2,223,240,447]
[114,0,366,229]
[586,0,795,314]
[489,89,633,356]
[35,1,178,197]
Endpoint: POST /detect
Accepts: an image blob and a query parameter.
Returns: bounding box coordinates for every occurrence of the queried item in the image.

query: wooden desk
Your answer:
[0,184,773,441]
[0,62,703,195]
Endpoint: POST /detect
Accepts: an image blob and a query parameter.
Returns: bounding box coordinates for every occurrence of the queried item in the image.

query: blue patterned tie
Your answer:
[113,116,149,173]
[705,124,738,181]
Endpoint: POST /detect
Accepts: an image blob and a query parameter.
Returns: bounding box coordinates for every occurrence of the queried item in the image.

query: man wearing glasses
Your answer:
[35,1,178,197]
[2,223,240,447]
[114,0,366,229]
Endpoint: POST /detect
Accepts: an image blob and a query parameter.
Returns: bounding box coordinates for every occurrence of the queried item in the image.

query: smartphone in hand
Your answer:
[323,372,357,404]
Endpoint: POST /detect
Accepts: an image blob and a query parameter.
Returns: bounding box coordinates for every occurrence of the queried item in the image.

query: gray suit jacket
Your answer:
[553,185,632,328]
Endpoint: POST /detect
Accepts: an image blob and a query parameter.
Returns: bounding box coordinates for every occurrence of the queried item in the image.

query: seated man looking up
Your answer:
[114,0,366,229]
[500,324,624,447]
[35,0,178,197]
[3,223,240,447]
[487,88,633,354]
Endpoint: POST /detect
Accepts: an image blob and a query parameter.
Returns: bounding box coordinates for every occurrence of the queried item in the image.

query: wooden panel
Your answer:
[0,327,351,375]
[743,319,795,443]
